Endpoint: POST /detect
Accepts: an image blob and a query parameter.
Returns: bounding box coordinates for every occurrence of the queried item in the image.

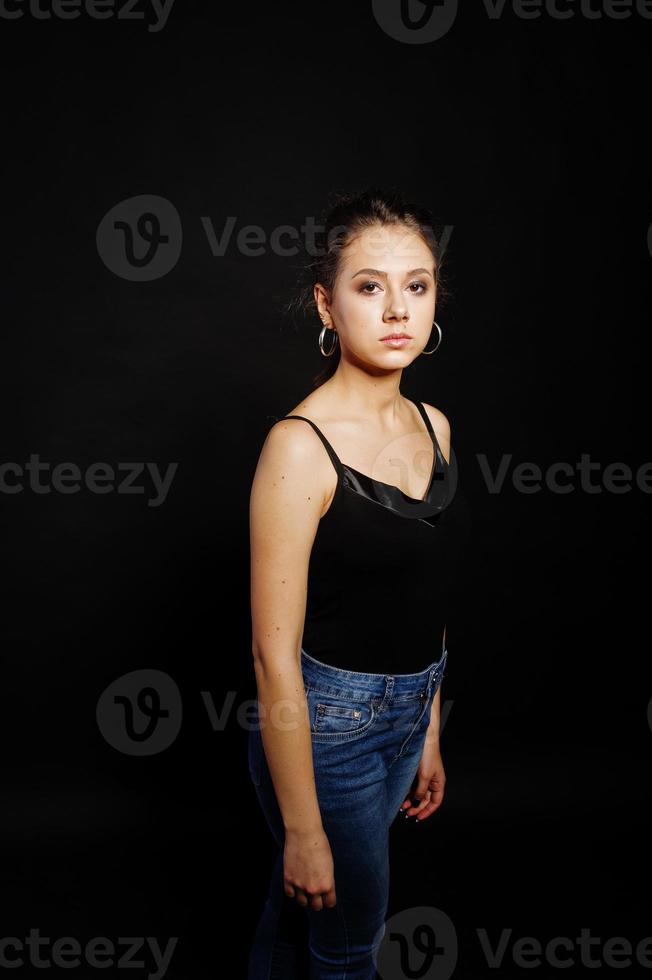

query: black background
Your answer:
[1,1,650,977]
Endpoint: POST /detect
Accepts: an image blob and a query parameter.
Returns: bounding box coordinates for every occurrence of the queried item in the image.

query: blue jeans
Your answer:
[247,644,448,979]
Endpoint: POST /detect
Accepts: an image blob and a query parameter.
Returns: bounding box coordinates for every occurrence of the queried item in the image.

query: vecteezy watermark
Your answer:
[475,928,652,969]
[375,906,458,979]
[0,0,175,32]
[373,911,652,979]
[0,930,178,979]
[97,194,455,282]
[372,0,652,44]
[97,668,454,755]
[478,454,652,494]
[0,455,178,507]
[97,669,183,755]
[202,214,453,260]
[97,195,183,282]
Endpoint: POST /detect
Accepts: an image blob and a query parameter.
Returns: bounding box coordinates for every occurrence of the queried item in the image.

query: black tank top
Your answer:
[272,401,471,675]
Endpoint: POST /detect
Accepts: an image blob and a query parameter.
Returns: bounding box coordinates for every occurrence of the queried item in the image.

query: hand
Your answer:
[283,827,337,911]
[399,739,446,822]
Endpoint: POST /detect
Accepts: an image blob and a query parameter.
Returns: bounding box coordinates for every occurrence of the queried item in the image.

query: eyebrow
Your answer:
[350,267,434,279]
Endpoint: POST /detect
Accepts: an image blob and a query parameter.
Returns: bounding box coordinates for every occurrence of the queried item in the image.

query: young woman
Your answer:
[247,187,469,979]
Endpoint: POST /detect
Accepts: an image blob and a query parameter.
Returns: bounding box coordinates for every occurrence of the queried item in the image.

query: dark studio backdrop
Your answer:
[1,2,650,978]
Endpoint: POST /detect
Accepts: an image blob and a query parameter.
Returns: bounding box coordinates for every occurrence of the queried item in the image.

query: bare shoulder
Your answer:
[262,414,325,465]
[251,415,333,517]
[420,402,451,465]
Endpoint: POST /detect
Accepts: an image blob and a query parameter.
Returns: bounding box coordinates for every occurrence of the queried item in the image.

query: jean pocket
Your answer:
[308,690,378,741]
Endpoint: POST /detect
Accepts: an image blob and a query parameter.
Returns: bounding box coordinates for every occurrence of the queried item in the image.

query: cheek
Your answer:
[409,303,437,339]
[333,301,384,346]
[335,293,379,323]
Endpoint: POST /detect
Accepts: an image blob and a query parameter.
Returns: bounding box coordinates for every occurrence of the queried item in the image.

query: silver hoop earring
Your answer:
[319,323,338,357]
[421,320,442,355]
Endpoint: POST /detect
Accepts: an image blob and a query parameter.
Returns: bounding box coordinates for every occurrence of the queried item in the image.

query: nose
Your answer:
[383,288,409,322]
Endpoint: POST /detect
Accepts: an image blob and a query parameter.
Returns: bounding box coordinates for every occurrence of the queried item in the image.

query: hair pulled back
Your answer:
[285,186,449,391]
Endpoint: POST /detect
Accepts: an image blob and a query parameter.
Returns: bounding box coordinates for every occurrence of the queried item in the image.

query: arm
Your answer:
[249,419,327,834]
[424,684,443,751]
[419,401,450,754]
[400,684,446,821]
[250,419,339,910]
[400,403,450,820]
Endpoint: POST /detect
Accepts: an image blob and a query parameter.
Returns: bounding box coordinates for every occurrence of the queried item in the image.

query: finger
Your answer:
[427,782,445,811]
[413,807,433,822]
[405,789,431,816]
[322,889,337,908]
[294,888,309,907]
[414,801,438,821]
[399,781,419,811]
[400,789,421,813]
[410,780,432,810]
[311,894,324,911]
[415,789,446,822]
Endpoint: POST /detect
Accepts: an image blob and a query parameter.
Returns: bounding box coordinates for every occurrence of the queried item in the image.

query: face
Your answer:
[315,223,437,367]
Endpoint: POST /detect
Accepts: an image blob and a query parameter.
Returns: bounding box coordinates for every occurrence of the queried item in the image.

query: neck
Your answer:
[325,360,406,426]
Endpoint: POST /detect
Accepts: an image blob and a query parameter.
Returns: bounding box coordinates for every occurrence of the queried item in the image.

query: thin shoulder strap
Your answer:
[413,401,448,465]
[413,400,436,441]
[274,414,343,478]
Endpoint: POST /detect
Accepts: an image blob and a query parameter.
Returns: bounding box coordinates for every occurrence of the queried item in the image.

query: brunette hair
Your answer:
[284,186,450,391]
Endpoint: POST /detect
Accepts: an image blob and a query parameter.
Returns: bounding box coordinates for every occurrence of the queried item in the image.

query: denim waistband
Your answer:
[300,646,448,700]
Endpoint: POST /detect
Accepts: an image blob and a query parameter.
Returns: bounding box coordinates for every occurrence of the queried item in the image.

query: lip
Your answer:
[380,334,412,348]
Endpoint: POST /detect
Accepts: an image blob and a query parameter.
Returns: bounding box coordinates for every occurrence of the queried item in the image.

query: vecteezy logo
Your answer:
[374,905,458,979]
[372,0,458,43]
[96,669,182,755]
[96,194,182,281]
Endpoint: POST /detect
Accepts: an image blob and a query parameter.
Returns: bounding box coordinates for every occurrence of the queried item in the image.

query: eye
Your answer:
[359,280,428,295]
